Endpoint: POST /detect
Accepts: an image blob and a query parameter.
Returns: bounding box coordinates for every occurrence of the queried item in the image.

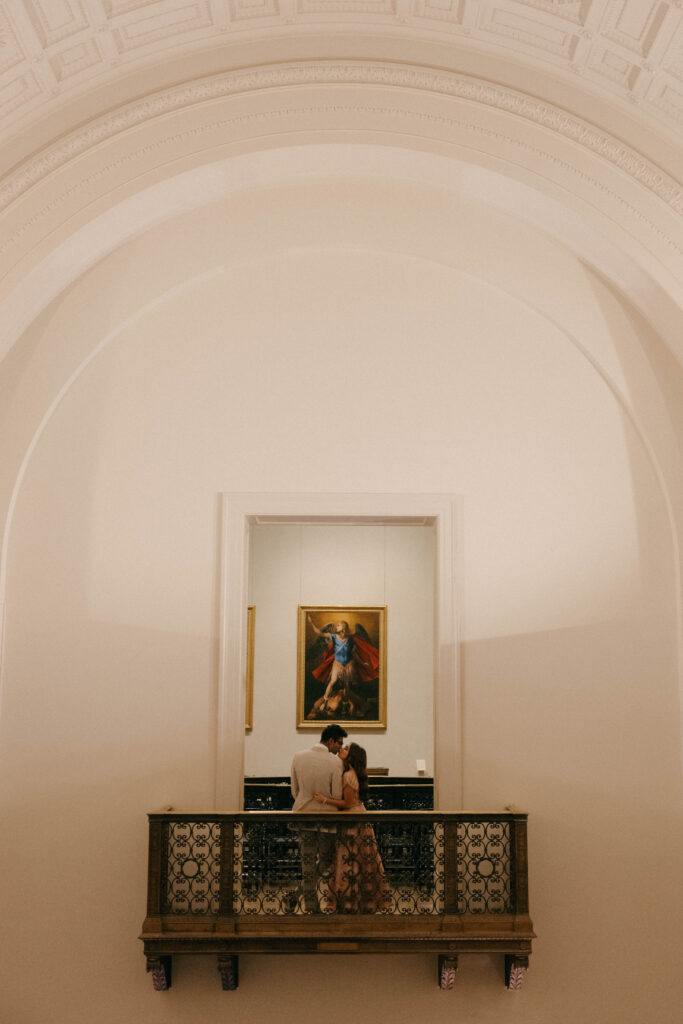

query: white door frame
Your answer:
[217,492,462,811]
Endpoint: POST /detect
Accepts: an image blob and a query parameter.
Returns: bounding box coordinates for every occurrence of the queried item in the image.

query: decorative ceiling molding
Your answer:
[0,0,682,140]
[1,59,681,223]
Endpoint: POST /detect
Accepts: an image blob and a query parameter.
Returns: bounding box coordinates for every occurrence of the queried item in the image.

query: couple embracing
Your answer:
[290,724,392,914]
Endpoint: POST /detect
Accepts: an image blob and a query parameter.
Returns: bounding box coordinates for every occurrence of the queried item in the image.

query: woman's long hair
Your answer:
[344,742,368,804]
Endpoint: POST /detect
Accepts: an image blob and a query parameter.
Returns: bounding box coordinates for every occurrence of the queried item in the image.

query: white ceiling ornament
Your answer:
[0,62,681,349]
[0,60,680,220]
[0,0,681,146]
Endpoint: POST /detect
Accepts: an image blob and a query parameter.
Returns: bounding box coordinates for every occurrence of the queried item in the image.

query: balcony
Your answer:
[140,810,534,991]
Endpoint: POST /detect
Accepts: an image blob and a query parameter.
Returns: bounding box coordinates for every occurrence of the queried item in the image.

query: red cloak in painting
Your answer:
[311,633,380,685]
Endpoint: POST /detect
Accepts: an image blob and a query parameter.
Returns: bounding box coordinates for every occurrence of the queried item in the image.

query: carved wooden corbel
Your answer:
[217,954,239,990]
[438,955,458,989]
[505,954,529,990]
[146,955,172,991]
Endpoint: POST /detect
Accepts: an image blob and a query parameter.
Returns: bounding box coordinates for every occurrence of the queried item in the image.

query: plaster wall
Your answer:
[0,190,680,1023]
[246,523,435,778]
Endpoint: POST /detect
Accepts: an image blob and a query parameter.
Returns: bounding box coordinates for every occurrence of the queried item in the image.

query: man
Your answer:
[291,723,347,811]
[290,724,347,910]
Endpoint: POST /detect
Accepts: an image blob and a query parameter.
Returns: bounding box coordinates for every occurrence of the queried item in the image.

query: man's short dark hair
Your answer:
[321,724,348,743]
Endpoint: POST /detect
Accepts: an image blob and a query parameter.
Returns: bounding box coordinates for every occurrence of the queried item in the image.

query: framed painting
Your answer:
[245,605,255,732]
[297,606,387,729]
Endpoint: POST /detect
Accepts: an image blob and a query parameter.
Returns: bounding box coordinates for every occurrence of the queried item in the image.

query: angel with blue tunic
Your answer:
[306,615,380,719]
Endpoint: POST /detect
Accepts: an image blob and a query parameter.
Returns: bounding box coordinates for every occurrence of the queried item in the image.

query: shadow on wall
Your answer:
[584,267,683,611]
[0,615,680,1021]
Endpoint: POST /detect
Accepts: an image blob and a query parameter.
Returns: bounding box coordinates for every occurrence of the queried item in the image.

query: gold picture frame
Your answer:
[297,605,387,729]
[245,605,255,732]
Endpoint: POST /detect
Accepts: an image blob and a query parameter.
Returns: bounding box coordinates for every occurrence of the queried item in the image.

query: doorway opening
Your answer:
[217,493,461,811]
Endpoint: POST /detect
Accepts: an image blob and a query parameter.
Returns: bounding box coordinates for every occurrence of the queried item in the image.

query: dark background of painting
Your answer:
[302,608,383,722]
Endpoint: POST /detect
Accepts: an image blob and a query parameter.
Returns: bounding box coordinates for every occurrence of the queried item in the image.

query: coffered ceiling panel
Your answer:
[0,0,681,147]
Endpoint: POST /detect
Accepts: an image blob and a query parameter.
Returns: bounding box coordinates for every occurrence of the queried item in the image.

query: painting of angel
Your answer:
[297,606,386,728]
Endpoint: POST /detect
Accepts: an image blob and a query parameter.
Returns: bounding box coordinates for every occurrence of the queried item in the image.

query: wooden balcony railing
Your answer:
[140,811,535,991]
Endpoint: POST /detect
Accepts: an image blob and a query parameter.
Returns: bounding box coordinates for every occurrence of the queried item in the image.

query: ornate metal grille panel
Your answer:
[164,820,221,915]
[157,814,513,918]
[456,819,511,914]
[232,819,444,916]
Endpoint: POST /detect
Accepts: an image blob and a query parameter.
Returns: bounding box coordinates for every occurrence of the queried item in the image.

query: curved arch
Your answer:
[1,137,681,359]
[1,142,680,580]
[1,61,681,306]
[3,60,682,214]
[1,0,682,180]
[0,75,681,776]
[1,221,680,743]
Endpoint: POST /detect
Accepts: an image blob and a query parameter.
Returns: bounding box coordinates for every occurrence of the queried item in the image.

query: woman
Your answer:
[315,742,392,914]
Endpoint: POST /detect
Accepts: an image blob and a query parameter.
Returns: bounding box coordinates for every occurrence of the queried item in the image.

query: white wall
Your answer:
[246,523,434,777]
[0,183,681,1023]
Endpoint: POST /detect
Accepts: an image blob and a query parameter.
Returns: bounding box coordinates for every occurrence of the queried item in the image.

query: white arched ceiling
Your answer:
[2,140,681,354]
[0,26,681,755]
[1,2,681,162]
[1,16,679,360]
[1,61,681,325]
[0,152,681,631]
